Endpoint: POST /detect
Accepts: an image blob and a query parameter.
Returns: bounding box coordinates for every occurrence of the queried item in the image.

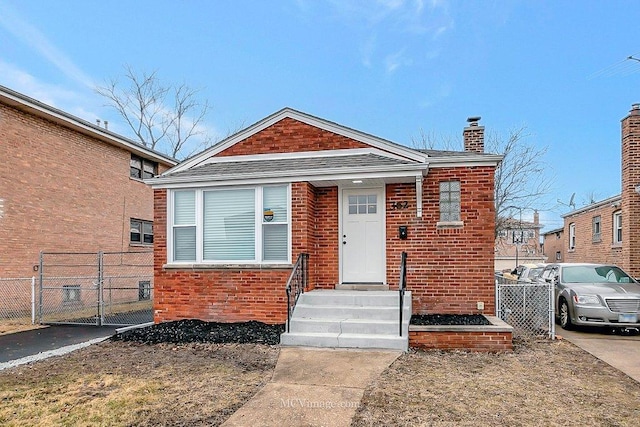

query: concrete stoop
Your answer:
[280,290,411,351]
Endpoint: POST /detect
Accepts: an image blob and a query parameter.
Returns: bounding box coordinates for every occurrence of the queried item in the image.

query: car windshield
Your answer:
[561,266,634,284]
[527,267,543,279]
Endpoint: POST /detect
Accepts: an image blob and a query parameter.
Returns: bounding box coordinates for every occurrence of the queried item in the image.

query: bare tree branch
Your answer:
[413,126,552,237]
[95,65,214,159]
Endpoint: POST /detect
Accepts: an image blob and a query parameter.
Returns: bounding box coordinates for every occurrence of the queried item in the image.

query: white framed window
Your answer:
[555,251,562,261]
[613,211,622,244]
[569,223,576,250]
[439,181,460,222]
[169,185,291,264]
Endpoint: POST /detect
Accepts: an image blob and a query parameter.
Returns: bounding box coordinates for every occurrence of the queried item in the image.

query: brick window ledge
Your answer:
[611,243,622,249]
[436,221,464,229]
[163,263,293,270]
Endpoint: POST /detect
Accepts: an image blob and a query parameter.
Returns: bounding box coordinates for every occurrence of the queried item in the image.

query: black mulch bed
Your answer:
[410,314,491,326]
[111,319,285,345]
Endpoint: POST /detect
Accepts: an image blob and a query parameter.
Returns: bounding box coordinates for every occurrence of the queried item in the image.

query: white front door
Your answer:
[341,188,385,283]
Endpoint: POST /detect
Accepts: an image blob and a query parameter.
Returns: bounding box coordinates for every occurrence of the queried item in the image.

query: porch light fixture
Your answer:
[352,180,363,184]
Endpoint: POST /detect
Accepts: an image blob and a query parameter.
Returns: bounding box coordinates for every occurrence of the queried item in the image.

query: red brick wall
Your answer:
[387,167,496,315]
[217,118,368,156]
[563,203,623,265]
[409,330,513,352]
[543,230,565,262]
[0,103,161,278]
[622,106,640,277]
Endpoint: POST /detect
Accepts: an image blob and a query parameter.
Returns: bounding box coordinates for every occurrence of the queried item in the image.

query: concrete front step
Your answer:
[281,290,411,351]
[289,317,408,335]
[280,331,408,351]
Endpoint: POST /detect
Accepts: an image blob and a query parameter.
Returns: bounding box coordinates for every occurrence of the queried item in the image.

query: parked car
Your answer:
[538,263,640,331]
[515,263,547,283]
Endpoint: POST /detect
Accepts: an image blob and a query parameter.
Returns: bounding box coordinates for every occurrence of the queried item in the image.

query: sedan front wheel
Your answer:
[559,299,573,330]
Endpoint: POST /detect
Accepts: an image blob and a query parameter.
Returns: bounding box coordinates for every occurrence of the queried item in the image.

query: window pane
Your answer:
[450,181,460,191]
[349,205,357,215]
[130,167,142,179]
[368,204,376,214]
[263,186,287,222]
[367,195,377,204]
[174,191,195,225]
[130,157,141,168]
[203,189,255,261]
[263,224,288,261]
[358,195,367,204]
[143,161,155,173]
[174,227,196,261]
[130,221,141,243]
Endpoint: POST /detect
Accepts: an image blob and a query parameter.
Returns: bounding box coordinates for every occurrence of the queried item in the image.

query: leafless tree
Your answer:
[413,126,552,237]
[96,66,213,159]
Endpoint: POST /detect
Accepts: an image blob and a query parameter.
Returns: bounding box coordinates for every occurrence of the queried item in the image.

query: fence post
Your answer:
[97,251,104,327]
[38,251,44,324]
[31,276,35,324]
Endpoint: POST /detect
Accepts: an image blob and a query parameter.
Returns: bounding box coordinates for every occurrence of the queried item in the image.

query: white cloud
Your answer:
[385,49,413,73]
[0,4,94,88]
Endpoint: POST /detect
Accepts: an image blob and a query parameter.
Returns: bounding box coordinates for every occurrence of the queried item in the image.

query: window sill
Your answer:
[130,243,153,248]
[611,243,622,249]
[568,249,575,253]
[163,263,293,270]
[436,221,464,229]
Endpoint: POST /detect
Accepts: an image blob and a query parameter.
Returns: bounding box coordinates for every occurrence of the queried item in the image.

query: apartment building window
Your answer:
[592,216,601,242]
[130,154,158,179]
[569,223,576,250]
[131,219,154,245]
[439,181,461,222]
[555,251,562,261]
[613,211,622,244]
[63,285,80,303]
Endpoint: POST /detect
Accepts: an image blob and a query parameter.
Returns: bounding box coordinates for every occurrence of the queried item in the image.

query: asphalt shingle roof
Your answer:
[166,153,418,179]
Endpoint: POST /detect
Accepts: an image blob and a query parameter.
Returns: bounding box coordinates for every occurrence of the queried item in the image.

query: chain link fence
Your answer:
[0,277,36,328]
[495,274,555,340]
[39,251,153,326]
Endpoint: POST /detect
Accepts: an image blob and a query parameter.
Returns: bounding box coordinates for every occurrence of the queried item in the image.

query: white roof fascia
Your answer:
[148,164,427,189]
[197,147,420,166]
[167,108,427,174]
[427,155,503,168]
[0,86,177,166]
[561,194,622,218]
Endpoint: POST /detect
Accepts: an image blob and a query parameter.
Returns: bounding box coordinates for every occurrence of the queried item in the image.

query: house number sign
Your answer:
[390,201,409,210]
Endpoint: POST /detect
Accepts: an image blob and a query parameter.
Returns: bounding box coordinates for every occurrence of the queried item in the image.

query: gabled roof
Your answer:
[149,107,502,187]
[0,85,177,166]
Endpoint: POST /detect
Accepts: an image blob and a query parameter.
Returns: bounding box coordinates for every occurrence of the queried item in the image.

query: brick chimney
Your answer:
[463,116,484,153]
[621,103,640,276]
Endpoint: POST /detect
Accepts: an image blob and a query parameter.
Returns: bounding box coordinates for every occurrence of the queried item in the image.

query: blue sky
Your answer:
[1,0,639,231]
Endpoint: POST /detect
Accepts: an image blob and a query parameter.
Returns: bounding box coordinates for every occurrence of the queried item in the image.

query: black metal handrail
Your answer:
[285,253,309,333]
[398,251,407,336]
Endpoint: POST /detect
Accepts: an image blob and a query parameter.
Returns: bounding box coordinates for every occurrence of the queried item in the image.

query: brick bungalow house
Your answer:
[148,108,504,349]
[0,85,177,279]
[544,104,640,278]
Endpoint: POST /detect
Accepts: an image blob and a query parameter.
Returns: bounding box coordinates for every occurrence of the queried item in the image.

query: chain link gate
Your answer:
[495,274,555,340]
[38,251,153,326]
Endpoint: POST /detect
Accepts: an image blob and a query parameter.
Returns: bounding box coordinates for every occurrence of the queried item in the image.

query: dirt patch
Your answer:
[0,321,281,426]
[410,314,491,326]
[353,340,640,426]
[0,321,47,335]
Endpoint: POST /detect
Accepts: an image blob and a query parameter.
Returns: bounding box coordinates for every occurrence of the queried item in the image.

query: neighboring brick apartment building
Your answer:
[494,211,545,271]
[0,85,176,278]
[147,108,502,324]
[542,227,564,263]
[544,104,640,277]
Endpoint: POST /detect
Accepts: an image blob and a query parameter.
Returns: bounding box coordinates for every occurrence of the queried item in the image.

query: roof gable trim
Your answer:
[169,108,426,174]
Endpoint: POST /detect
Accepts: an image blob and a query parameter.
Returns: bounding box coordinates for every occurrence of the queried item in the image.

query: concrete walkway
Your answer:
[222,347,400,427]
[558,327,640,383]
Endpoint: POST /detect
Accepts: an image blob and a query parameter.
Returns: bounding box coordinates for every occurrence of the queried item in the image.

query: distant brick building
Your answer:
[544,104,640,277]
[0,85,176,278]
[494,211,545,271]
[541,227,564,263]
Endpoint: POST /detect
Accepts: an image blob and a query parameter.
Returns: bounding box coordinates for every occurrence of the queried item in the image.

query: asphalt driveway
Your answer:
[0,325,117,363]
[556,326,640,383]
